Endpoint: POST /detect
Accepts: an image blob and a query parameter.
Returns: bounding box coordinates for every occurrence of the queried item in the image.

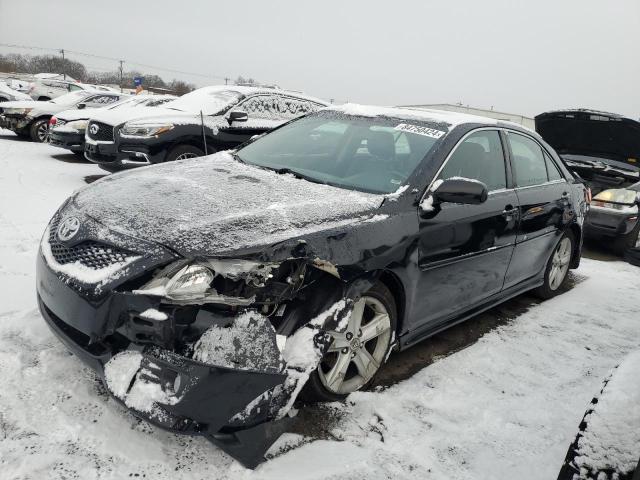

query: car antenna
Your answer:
[200,110,208,156]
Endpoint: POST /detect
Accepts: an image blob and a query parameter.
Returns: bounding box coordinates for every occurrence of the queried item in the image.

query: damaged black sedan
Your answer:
[37,105,587,467]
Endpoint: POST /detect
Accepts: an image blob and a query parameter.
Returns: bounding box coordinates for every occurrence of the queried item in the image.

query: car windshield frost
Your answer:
[166,89,243,115]
[236,113,446,194]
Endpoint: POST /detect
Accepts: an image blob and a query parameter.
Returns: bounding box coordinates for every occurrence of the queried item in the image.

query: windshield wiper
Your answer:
[273,167,327,185]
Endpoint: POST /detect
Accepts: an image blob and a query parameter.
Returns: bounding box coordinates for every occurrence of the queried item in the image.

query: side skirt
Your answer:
[399,276,543,350]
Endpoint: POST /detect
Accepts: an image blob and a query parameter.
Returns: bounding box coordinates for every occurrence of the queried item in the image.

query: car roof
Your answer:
[324,103,516,128]
[193,85,330,106]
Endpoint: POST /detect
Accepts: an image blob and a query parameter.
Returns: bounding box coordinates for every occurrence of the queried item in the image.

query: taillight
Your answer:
[49,117,57,126]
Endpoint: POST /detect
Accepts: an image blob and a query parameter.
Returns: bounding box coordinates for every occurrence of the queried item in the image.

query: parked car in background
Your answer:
[0,80,33,102]
[0,90,127,142]
[83,85,330,171]
[587,182,640,263]
[535,109,640,195]
[27,78,116,101]
[49,94,176,156]
[557,350,640,480]
[37,104,586,467]
[536,109,640,261]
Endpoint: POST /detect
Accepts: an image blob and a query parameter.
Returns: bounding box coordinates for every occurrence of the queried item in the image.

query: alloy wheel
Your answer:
[318,296,392,395]
[36,123,49,143]
[549,237,572,290]
[175,152,198,161]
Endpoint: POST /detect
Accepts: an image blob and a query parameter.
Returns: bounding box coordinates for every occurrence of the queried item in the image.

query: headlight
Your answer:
[592,188,640,211]
[64,119,89,131]
[120,122,174,138]
[133,259,278,305]
[4,107,33,116]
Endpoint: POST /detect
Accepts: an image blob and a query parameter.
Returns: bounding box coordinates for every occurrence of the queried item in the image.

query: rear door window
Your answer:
[507,132,549,187]
[544,151,563,181]
[437,130,507,191]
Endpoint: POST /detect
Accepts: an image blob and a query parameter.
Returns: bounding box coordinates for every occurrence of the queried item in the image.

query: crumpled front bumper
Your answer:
[36,252,298,468]
[0,114,30,131]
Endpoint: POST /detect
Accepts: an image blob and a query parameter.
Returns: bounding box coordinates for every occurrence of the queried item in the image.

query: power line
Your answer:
[0,42,232,82]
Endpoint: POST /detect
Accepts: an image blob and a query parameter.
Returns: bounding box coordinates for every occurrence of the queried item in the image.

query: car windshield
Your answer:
[50,91,92,106]
[236,112,446,194]
[166,88,242,115]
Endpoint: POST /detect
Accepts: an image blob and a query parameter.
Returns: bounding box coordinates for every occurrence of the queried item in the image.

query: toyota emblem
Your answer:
[89,124,99,135]
[57,216,81,242]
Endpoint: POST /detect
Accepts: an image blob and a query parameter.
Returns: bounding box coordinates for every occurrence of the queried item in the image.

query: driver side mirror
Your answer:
[432,178,489,205]
[227,110,248,125]
[77,102,86,110]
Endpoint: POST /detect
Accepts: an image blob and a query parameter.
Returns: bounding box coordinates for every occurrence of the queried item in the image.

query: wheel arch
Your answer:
[567,222,582,269]
[377,269,406,339]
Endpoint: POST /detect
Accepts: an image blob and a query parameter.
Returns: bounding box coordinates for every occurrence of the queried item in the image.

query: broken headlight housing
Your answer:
[120,122,174,138]
[133,259,278,305]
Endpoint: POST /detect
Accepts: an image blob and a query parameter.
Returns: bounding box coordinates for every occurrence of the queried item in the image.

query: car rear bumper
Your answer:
[36,250,292,468]
[50,130,85,152]
[584,206,638,237]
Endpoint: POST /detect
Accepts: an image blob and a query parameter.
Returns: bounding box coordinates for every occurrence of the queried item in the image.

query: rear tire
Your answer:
[535,231,575,299]
[302,281,397,403]
[165,144,206,163]
[29,118,50,142]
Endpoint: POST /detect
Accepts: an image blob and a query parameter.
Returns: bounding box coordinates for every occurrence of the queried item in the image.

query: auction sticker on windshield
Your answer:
[395,123,446,139]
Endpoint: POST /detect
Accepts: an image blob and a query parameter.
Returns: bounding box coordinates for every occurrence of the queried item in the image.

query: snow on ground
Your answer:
[0,129,639,479]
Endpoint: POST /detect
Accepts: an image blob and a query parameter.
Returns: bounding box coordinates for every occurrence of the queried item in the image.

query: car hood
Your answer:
[536,111,640,167]
[69,152,385,259]
[0,100,65,115]
[1,100,48,109]
[88,105,192,127]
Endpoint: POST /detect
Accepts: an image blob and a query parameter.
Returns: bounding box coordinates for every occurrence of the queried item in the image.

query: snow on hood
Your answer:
[0,100,48,109]
[87,105,187,127]
[70,152,383,257]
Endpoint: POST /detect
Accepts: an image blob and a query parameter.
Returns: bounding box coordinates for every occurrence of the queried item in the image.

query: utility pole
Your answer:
[119,60,124,92]
[60,49,65,80]
[224,77,230,85]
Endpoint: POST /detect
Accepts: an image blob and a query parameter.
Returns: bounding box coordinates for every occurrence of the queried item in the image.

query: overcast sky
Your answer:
[1,0,638,118]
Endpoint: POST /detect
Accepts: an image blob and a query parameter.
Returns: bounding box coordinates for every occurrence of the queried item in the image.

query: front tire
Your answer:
[29,118,50,142]
[535,231,574,299]
[302,281,397,402]
[165,144,206,163]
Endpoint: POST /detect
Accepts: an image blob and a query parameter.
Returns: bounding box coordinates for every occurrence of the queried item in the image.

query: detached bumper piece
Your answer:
[0,114,29,131]
[49,130,85,152]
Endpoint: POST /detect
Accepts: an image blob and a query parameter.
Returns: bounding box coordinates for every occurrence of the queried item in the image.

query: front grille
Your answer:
[48,217,136,270]
[87,121,114,142]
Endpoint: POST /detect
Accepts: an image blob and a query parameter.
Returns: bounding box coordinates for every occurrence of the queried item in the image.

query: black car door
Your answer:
[503,131,571,288]
[413,129,519,329]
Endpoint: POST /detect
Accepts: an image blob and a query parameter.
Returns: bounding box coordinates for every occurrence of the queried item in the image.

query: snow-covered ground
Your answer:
[0,129,639,479]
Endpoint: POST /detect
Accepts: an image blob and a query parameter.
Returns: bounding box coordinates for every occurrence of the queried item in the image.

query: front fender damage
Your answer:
[102,259,378,468]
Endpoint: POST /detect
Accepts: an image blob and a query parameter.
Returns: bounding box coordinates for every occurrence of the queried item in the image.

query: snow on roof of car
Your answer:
[183,85,329,105]
[326,103,499,127]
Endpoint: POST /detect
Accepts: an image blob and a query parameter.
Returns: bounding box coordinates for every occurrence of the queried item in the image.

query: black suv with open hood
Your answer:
[37,105,586,467]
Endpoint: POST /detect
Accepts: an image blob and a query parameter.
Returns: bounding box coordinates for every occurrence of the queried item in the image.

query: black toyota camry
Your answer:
[37,105,587,467]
